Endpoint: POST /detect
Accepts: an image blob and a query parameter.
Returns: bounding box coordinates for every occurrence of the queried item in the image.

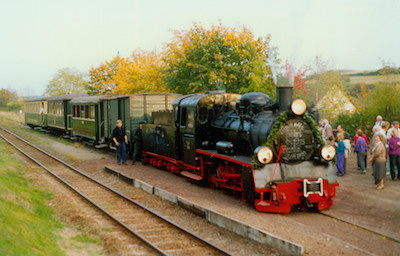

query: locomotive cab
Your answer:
[172,91,241,165]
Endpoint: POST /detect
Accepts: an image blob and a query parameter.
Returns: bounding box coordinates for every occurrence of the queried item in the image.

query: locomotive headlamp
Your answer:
[290,98,307,116]
[255,146,274,164]
[321,145,336,161]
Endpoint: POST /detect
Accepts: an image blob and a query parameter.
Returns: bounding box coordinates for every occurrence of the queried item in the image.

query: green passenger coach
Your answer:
[70,95,106,142]
[24,96,49,129]
[47,94,86,135]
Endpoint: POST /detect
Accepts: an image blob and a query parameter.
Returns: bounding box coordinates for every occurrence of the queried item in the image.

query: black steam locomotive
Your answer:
[142,86,338,213]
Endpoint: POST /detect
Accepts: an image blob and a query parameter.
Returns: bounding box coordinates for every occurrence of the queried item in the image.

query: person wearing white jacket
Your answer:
[343,138,351,174]
[337,125,351,174]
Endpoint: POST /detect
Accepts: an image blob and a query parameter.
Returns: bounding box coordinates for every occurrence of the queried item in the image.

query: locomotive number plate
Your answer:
[303,178,323,197]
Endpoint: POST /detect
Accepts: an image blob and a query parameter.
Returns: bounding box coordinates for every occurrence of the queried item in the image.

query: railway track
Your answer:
[0,126,233,256]
[319,211,400,244]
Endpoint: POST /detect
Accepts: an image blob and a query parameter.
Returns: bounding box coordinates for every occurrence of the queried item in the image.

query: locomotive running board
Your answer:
[181,171,202,181]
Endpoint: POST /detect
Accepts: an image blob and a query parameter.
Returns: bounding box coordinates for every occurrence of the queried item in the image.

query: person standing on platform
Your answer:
[369,134,386,189]
[323,119,334,146]
[337,125,351,174]
[354,130,368,174]
[375,115,383,127]
[335,134,345,176]
[132,122,144,165]
[354,128,369,169]
[112,120,128,165]
[388,129,400,181]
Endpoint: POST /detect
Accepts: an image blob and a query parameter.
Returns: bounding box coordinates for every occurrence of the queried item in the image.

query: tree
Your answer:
[115,50,169,94]
[306,70,346,105]
[364,78,400,122]
[45,68,88,96]
[162,22,276,96]
[0,88,16,108]
[332,63,400,137]
[7,97,25,111]
[282,61,309,98]
[88,55,128,94]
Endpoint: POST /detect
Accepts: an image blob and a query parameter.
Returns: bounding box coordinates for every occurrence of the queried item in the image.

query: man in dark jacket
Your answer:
[131,122,144,165]
[112,120,128,165]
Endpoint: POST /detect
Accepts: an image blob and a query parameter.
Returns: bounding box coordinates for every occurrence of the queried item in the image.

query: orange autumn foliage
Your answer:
[115,50,169,94]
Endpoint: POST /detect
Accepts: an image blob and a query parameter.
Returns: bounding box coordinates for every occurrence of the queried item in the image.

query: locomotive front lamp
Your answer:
[255,146,274,164]
[290,98,307,116]
[321,145,336,161]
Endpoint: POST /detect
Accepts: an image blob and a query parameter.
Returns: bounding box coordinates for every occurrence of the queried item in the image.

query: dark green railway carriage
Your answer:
[103,95,131,146]
[70,95,107,142]
[47,94,87,134]
[24,96,49,128]
[70,93,181,147]
[102,93,181,148]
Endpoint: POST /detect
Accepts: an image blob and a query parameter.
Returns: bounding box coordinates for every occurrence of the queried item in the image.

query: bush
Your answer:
[333,112,374,138]
[6,98,24,111]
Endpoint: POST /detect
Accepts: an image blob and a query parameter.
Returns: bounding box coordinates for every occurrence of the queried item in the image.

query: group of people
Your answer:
[112,120,143,165]
[319,115,400,190]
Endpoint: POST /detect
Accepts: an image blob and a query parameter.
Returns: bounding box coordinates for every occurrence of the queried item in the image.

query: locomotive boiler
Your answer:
[141,86,338,213]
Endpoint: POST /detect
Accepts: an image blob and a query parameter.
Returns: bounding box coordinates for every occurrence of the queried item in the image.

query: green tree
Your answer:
[364,78,400,122]
[306,70,346,105]
[162,22,276,96]
[7,98,25,111]
[45,68,88,96]
[0,88,16,108]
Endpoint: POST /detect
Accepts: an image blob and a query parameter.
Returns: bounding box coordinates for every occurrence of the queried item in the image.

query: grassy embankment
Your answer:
[0,140,65,255]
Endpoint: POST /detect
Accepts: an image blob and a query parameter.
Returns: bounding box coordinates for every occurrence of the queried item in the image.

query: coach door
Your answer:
[178,106,196,165]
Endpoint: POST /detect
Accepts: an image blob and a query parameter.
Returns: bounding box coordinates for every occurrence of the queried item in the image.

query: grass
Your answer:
[0,112,75,147]
[0,140,65,256]
[71,232,101,244]
[101,227,113,232]
[348,74,400,85]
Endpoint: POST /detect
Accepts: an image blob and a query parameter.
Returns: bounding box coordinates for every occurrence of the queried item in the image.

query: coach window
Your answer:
[80,105,85,118]
[84,105,89,118]
[180,107,187,127]
[89,105,95,119]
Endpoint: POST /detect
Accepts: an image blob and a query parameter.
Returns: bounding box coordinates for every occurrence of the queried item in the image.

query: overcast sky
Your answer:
[1,0,399,96]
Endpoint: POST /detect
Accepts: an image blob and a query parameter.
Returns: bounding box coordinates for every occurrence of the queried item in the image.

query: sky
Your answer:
[0,0,399,96]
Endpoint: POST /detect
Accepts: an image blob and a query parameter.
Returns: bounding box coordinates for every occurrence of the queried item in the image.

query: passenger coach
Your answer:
[24,96,49,129]
[47,94,87,135]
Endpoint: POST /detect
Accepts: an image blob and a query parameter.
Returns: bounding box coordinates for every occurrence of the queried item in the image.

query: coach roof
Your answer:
[47,93,88,102]
[24,96,50,102]
[70,95,109,104]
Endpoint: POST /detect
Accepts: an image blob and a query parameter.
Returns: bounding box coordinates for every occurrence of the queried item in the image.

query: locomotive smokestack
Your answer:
[277,85,293,112]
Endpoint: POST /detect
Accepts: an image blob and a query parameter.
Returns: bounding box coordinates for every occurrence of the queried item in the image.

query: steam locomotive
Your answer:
[142,86,338,213]
[24,86,338,213]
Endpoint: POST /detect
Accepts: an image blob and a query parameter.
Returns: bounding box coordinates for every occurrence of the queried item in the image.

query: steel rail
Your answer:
[0,131,168,256]
[319,212,400,244]
[0,126,234,256]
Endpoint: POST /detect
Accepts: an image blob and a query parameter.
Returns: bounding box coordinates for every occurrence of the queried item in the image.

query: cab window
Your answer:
[187,110,194,129]
[180,107,187,127]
